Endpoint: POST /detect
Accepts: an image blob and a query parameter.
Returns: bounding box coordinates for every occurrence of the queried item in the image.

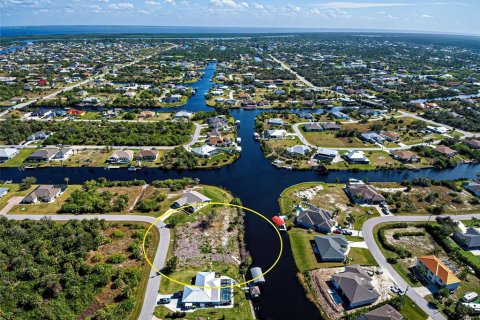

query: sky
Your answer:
[1,0,479,35]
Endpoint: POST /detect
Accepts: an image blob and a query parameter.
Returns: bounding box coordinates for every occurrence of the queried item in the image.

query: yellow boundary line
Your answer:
[142,201,283,289]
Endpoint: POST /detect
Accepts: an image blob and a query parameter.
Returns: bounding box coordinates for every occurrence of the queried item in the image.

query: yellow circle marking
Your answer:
[142,201,283,289]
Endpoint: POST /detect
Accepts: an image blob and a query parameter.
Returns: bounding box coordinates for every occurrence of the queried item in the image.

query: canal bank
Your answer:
[1,63,480,320]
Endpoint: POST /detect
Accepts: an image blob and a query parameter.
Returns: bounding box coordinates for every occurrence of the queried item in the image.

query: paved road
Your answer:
[6,212,171,320]
[0,122,202,151]
[398,111,475,138]
[363,213,480,320]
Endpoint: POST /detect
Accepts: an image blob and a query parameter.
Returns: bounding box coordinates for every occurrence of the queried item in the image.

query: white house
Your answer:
[344,150,370,164]
[0,148,19,162]
[181,272,234,309]
[191,145,220,158]
[265,129,287,139]
[427,125,448,134]
[108,150,134,164]
[287,145,311,156]
[0,187,9,198]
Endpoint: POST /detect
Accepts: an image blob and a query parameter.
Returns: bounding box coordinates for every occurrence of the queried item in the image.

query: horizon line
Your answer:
[1,25,479,38]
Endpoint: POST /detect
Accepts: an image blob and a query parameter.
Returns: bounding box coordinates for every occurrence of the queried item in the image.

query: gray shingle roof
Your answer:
[332,264,380,306]
[314,235,348,261]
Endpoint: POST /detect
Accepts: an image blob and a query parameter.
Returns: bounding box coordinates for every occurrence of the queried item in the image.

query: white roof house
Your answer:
[287,145,311,156]
[191,145,219,157]
[265,129,287,139]
[174,110,193,119]
[181,272,234,307]
[268,118,284,126]
[344,150,370,163]
[0,148,19,160]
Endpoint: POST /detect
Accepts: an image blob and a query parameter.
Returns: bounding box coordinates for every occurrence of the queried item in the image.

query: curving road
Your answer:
[6,213,170,320]
[362,213,480,320]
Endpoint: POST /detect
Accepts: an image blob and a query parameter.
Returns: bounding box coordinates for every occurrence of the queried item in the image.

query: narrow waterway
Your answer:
[1,63,479,320]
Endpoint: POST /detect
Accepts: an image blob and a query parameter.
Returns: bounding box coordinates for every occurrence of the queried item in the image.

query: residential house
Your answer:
[380,131,399,142]
[26,148,60,162]
[360,132,386,144]
[0,148,19,162]
[172,191,211,212]
[463,181,480,197]
[208,117,229,130]
[264,129,287,139]
[108,150,134,164]
[191,145,220,158]
[136,149,159,162]
[322,123,341,130]
[298,112,314,120]
[330,111,349,119]
[331,265,380,309]
[314,149,339,162]
[303,123,323,132]
[391,150,420,163]
[344,150,370,164]
[296,206,336,233]
[434,145,458,157]
[207,136,229,147]
[181,272,234,309]
[26,131,51,142]
[416,256,461,291]
[313,235,349,262]
[268,118,285,126]
[53,148,73,160]
[345,179,385,204]
[174,110,193,120]
[22,184,67,204]
[464,139,480,149]
[427,125,448,134]
[356,304,403,320]
[454,228,480,249]
[286,145,311,156]
[0,187,9,198]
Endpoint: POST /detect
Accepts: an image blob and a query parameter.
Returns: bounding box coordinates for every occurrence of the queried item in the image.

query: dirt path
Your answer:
[129,184,149,212]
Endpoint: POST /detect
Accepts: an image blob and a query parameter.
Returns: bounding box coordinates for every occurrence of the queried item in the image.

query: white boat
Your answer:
[236,146,242,152]
[236,137,242,144]
[253,132,260,141]
[235,120,240,126]
[128,166,137,171]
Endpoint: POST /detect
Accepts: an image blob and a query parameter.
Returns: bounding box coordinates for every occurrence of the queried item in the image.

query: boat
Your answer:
[271,216,287,232]
[128,166,137,171]
[235,119,241,127]
[236,137,242,144]
[236,146,242,152]
[104,165,120,170]
[253,132,260,141]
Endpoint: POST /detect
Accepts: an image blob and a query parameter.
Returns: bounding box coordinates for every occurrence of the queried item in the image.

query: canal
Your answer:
[1,63,479,320]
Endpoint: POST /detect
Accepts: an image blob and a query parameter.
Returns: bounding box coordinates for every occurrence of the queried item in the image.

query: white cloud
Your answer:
[164,0,176,4]
[89,4,102,12]
[252,2,264,9]
[311,2,415,9]
[209,0,248,9]
[108,2,134,9]
[421,14,433,18]
[3,0,40,7]
[145,0,161,5]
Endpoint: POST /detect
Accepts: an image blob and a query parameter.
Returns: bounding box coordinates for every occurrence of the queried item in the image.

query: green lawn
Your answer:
[9,185,82,214]
[289,228,377,272]
[0,148,35,167]
[301,130,371,148]
[0,183,34,210]
[400,296,428,320]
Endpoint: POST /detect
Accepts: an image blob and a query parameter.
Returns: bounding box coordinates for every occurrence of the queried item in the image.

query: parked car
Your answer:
[332,229,342,234]
[342,230,353,235]
[382,207,390,215]
[158,297,171,304]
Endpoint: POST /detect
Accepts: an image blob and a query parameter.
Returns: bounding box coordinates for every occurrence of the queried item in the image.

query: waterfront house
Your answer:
[356,304,403,320]
[303,123,323,132]
[174,110,193,120]
[191,145,220,158]
[26,148,60,162]
[268,118,285,126]
[343,150,370,164]
[463,181,480,197]
[108,150,134,164]
[208,116,229,130]
[416,256,461,291]
[181,272,234,309]
[391,150,420,163]
[264,129,287,139]
[313,235,349,262]
[464,139,480,149]
[427,125,448,134]
[296,206,336,233]
[286,145,311,157]
[53,148,73,160]
[322,123,341,130]
[313,149,338,163]
[0,148,19,162]
[0,188,9,198]
[434,145,457,157]
[345,180,385,204]
[207,136,229,147]
[136,149,159,162]
[380,131,399,142]
[172,191,211,212]
[22,184,67,204]
[330,111,349,120]
[331,265,380,309]
[454,228,480,249]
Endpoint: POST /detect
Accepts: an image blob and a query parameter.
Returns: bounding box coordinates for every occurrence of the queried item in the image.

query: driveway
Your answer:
[363,213,480,320]
[0,196,23,215]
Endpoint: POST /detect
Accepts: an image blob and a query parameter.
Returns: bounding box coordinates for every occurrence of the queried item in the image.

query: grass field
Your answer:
[301,130,371,148]
[0,148,35,167]
[400,296,428,319]
[289,228,378,272]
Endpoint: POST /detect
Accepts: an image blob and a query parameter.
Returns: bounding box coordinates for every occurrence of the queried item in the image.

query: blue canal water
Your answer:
[1,62,479,320]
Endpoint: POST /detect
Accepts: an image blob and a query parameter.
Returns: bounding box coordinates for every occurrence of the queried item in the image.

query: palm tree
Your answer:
[64,177,70,186]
